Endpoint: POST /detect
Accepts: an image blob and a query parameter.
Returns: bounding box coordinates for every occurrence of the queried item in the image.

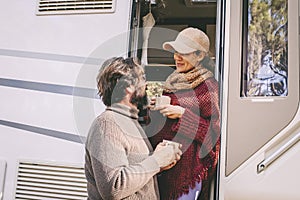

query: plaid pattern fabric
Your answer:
[148,77,220,200]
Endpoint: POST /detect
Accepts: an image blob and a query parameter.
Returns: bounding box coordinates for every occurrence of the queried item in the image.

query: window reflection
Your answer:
[242,0,288,97]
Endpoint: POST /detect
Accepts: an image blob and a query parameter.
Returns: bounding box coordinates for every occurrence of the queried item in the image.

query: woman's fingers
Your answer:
[158,105,185,119]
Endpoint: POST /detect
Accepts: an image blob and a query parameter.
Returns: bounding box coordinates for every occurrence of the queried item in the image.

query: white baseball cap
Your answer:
[163,27,210,54]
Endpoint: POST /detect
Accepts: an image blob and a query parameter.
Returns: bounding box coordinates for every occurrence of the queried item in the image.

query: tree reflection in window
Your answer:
[242,0,288,97]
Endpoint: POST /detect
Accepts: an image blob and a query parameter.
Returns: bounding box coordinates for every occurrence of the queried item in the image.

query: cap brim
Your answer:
[163,41,196,54]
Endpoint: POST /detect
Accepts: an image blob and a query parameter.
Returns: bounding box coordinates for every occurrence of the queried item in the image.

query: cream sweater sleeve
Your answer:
[86,118,160,200]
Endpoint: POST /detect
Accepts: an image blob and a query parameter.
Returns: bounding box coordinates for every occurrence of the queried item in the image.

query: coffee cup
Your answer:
[163,139,181,149]
[155,95,171,107]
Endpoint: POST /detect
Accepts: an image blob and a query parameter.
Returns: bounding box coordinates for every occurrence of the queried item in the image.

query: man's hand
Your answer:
[152,141,182,169]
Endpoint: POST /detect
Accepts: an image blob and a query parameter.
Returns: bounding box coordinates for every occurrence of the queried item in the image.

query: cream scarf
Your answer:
[163,63,214,93]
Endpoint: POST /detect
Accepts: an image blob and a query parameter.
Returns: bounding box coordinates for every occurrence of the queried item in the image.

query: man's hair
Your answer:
[97,57,144,106]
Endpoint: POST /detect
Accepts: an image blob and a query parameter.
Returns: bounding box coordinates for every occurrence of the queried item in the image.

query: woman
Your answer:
[148,27,220,200]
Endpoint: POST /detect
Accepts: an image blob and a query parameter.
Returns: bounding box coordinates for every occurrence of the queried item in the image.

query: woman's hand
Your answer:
[155,105,185,119]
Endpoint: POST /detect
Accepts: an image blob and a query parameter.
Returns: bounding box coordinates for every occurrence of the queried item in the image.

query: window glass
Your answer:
[241,0,288,97]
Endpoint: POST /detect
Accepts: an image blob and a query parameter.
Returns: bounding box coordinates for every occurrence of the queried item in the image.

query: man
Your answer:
[85,57,182,200]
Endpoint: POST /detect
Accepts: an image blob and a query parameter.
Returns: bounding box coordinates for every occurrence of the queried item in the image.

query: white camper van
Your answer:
[0,0,299,199]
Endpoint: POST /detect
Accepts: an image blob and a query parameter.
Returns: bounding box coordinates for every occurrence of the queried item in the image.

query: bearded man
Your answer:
[85,57,182,200]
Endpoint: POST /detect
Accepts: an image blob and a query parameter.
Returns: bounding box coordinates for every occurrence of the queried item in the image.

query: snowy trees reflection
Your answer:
[243,0,288,97]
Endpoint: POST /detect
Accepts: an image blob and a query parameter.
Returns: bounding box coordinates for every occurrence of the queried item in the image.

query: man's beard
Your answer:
[130,91,148,111]
[130,90,150,124]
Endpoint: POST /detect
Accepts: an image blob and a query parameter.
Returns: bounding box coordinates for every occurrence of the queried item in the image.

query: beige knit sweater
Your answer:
[85,103,160,200]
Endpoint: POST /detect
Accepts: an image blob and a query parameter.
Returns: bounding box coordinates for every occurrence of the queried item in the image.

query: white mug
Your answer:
[163,139,181,149]
[155,95,171,107]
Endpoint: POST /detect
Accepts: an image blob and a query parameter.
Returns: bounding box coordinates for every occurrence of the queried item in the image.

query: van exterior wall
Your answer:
[0,0,132,199]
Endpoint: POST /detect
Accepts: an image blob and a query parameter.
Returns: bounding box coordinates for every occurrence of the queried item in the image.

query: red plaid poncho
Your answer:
[147,77,220,200]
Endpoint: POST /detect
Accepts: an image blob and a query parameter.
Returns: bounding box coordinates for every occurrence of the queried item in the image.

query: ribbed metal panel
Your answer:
[15,161,87,200]
[36,0,116,15]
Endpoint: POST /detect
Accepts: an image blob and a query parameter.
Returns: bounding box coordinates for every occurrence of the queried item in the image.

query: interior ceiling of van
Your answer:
[143,0,216,20]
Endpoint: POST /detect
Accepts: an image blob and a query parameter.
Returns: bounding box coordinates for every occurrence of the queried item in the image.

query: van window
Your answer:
[241,0,288,97]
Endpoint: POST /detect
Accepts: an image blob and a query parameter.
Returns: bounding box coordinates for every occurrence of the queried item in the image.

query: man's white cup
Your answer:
[163,139,181,149]
[155,95,171,107]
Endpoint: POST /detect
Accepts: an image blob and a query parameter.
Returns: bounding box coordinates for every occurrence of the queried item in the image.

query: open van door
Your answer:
[130,2,300,200]
[218,0,300,199]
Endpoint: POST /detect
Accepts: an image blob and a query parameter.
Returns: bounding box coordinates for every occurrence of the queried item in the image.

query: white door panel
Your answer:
[219,0,300,199]
[221,117,300,200]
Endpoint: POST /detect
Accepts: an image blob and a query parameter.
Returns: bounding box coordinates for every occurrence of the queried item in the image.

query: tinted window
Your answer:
[241,0,288,97]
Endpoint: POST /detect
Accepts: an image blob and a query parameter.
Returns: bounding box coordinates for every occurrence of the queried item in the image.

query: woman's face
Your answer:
[174,52,199,73]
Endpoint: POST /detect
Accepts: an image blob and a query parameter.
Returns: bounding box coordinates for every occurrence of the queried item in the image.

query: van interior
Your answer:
[130,0,217,81]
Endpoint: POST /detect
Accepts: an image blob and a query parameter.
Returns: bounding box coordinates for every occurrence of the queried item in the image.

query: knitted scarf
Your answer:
[163,63,214,93]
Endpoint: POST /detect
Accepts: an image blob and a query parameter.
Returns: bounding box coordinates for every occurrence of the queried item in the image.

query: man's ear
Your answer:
[125,85,135,94]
